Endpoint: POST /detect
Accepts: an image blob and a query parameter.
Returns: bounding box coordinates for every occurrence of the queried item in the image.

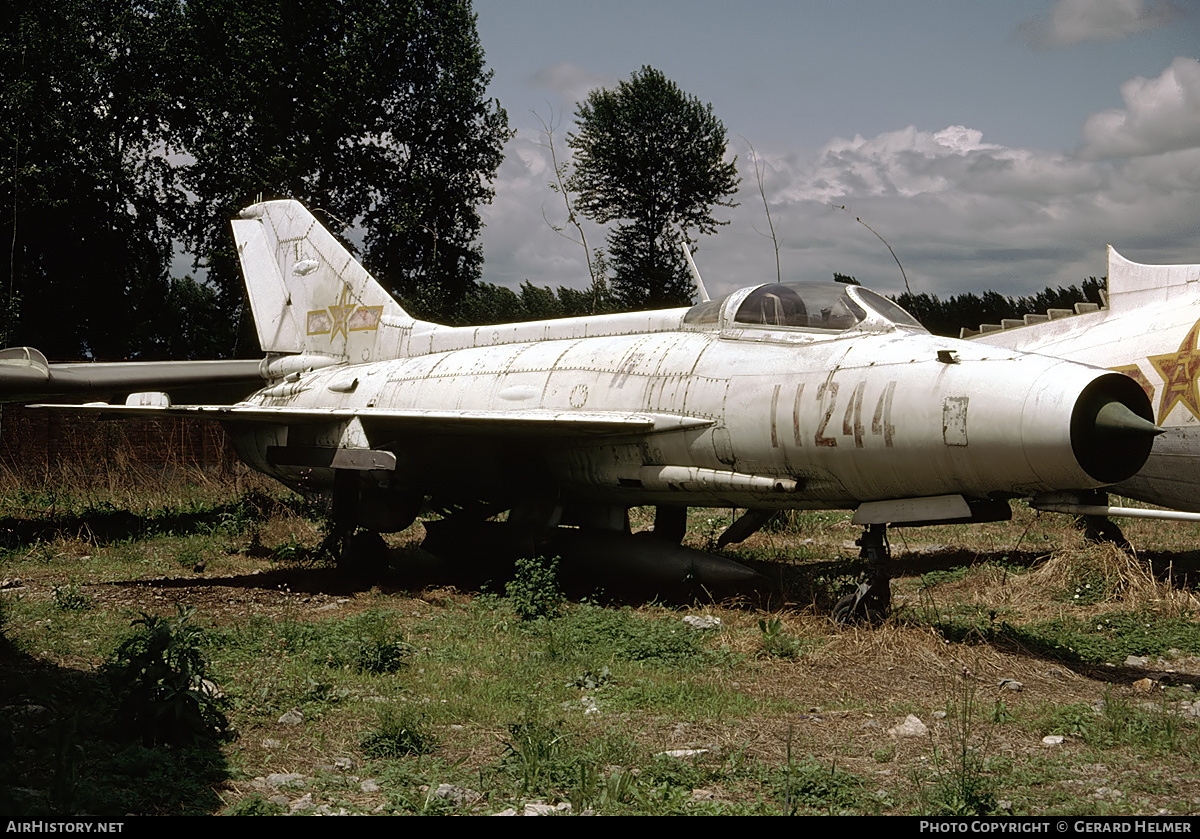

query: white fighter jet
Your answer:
[33,200,1162,617]
[964,248,1200,531]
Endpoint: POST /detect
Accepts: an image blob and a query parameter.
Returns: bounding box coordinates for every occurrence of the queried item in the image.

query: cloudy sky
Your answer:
[471,0,1200,302]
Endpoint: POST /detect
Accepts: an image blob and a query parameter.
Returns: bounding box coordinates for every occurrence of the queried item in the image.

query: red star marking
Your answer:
[1148,318,1200,423]
[1110,364,1154,404]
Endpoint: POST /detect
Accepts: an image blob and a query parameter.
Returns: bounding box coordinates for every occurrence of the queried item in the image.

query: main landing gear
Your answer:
[314,470,413,577]
[833,523,891,625]
[1074,490,1132,551]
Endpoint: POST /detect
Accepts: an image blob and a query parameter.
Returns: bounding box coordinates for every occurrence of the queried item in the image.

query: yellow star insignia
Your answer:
[1148,317,1200,423]
[326,285,354,340]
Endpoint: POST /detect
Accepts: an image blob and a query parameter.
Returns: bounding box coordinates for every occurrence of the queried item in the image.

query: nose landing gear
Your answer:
[833,523,891,625]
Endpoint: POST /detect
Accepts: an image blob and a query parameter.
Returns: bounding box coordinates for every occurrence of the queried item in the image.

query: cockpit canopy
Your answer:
[683,282,924,332]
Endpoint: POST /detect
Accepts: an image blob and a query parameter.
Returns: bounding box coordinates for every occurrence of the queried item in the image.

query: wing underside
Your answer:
[36,403,714,438]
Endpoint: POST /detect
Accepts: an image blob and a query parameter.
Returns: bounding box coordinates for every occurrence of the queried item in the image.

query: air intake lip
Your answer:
[1070,373,1159,484]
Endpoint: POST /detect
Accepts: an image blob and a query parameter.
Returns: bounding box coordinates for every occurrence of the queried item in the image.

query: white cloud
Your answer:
[1081,57,1200,158]
[481,63,1200,304]
[528,62,612,105]
[1020,0,1181,49]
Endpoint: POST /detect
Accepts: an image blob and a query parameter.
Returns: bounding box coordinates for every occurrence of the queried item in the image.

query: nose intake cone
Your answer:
[1071,374,1159,484]
[1093,401,1165,438]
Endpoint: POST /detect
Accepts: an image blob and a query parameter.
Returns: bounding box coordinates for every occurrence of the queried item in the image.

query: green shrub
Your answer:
[500,716,574,795]
[361,706,435,758]
[51,582,92,612]
[549,603,701,664]
[224,794,286,816]
[774,757,868,815]
[334,612,413,675]
[758,616,803,659]
[506,555,564,621]
[104,606,228,745]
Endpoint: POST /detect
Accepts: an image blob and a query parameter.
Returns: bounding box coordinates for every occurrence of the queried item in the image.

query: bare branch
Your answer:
[533,106,602,299]
[834,205,911,294]
[742,136,779,283]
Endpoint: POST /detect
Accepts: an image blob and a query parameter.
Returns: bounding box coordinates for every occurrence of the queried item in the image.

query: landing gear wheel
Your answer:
[1074,491,1133,552]
[341,530,390,577]
[317,526,389,577]
[1082,516,1131,551]
[833,586,886,625]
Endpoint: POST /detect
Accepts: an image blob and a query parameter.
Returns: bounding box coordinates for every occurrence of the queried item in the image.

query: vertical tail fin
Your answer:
[232,200,415,361]
[1107,246,1200,312]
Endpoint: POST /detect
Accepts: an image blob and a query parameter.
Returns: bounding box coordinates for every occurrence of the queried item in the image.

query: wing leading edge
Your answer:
[0,347,265,404]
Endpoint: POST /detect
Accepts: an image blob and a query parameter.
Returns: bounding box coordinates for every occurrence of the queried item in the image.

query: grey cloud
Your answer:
[1081,57,1200,158]
[1019,0,1181,49]
[482,91,1200,305]
[528,62,613,106]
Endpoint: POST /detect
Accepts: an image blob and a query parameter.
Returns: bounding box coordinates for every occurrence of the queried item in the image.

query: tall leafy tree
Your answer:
[0,0,192,359]
[169,0,510,331]
[567,66,739,310]
[360,1,511,319]
[1,0,508,360]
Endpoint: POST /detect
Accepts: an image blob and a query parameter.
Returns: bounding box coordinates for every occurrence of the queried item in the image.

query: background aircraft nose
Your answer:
[1070,373,1159,484]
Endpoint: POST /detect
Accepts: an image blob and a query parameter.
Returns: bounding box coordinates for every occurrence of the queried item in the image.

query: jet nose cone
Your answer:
[1093,401,1165,437]
[1071,374,1159,484]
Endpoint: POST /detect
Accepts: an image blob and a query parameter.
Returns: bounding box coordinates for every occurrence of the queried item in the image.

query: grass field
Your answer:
[2,464,1200,816]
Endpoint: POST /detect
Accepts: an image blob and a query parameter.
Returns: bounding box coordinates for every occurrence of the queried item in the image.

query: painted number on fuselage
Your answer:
[815,381,839,447]
[872,381,896,447]
[842,382,866,448]
[809,379,896,448]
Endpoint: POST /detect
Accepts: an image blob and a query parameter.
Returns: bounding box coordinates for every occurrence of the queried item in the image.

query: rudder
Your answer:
[232,200,414,361]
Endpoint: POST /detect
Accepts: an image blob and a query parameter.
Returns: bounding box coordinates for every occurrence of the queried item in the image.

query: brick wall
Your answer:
[0,404,239,480]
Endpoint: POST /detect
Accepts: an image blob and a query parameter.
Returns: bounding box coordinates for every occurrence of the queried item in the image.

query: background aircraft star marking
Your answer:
[1110,364,1155,403]
[1148,317,1200,423]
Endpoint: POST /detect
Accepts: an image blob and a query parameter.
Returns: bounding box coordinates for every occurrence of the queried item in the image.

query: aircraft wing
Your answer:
[34,403,715,438]
[0,346,265,404]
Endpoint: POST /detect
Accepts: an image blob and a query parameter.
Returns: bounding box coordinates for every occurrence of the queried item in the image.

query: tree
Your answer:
[1,0,190,359]
[567,66,739,310]
[168,0,511,330]
[892,278,1106,338]
[534,108,609,314]
[1,0,509,360]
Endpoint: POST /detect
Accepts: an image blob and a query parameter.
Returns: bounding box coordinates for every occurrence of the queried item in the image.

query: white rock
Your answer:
[523,802,571,816]
[657,748,710,758]
[434,783,482,807]
[264,773,305,789]
[289,792,313,813]
[277,708,303,725]
[889,715,929,738]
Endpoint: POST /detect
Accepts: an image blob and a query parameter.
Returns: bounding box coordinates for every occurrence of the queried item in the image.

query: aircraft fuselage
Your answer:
[231,302,1150,524]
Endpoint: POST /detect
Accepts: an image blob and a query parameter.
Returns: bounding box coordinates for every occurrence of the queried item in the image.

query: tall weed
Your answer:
[104,606,228,745]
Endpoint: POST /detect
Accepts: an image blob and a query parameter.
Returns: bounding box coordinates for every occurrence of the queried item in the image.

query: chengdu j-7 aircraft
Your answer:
[28,200,1163,618]
[965,248,1200,530]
